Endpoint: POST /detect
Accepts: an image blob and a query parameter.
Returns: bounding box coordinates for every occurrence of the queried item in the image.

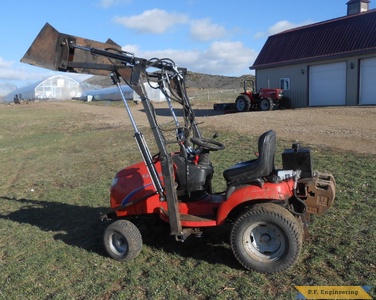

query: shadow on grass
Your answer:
[0,196,107,254]
[0,196,240,269]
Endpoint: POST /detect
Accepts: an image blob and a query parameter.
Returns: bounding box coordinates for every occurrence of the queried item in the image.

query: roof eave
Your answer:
[250,48,376,70]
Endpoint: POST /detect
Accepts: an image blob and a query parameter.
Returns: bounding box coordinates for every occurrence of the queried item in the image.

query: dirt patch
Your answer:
[20,101,376,155]
[203,106,376,155]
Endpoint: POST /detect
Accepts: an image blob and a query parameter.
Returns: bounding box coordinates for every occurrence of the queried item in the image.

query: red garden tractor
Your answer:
[21,23,335,273]
[235,79,290,112]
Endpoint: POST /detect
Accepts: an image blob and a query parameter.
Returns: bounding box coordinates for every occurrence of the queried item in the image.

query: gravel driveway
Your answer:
[40,101,376,155]
[150,103,376,155]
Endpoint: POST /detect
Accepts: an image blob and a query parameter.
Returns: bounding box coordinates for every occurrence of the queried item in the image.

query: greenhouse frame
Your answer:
[6,75,81,101]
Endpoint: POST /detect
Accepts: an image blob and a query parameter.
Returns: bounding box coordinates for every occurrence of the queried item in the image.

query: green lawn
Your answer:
[0,101,375,299]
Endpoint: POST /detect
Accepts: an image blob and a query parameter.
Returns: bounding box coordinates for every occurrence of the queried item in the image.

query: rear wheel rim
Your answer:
[237,99,245,111]
[243,222,286,263]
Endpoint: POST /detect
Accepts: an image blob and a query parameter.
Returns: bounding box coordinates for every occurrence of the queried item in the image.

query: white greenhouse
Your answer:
[5,75,82,102]
[82,82,167,102]
[5,74,168,103]
[80,85,134,101]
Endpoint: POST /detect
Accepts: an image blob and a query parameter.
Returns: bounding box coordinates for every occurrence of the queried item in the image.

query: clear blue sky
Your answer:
[0,0,374,96]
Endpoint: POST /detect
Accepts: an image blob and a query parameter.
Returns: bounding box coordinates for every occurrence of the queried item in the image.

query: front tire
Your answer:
[278,97,291,109]
[104,219,143,262]
[260,98,273,111]
[230,203,302,273]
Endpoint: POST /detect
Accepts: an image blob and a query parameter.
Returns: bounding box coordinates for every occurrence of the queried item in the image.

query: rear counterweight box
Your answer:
[282,143,313,178]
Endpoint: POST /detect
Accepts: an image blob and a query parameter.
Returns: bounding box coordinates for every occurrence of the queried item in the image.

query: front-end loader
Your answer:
[21,23,335,273]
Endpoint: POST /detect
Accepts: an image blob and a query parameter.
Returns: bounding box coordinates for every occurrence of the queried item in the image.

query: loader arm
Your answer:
[21,23,187,238]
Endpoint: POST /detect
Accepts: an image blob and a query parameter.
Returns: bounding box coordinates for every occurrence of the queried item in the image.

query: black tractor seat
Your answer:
[223,130,276,185]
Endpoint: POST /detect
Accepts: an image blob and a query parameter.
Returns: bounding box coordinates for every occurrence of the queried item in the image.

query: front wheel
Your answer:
[230,203,302,273]
[278,97,291,109]
[104,219,143,262]
[260,98,273,111]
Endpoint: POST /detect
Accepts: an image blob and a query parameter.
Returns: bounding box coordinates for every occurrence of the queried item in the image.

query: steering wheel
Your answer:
[190,137,225,151]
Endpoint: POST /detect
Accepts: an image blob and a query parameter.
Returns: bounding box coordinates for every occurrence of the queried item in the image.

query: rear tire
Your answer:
[260,98,273,111]
[104,219,143,262]
[230,203,302,273]
[235,95,251,112]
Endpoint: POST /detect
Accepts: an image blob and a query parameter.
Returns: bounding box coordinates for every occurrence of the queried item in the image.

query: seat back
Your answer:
[255,129,276,176]
[223,130,276,184]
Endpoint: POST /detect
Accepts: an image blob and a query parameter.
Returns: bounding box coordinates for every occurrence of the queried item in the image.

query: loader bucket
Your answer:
[21,23,123,76]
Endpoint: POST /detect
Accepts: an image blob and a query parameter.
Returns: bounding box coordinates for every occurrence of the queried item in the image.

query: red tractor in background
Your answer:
[235,80,290,112]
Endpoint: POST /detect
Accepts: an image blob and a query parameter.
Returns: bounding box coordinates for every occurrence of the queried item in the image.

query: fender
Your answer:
[216,180,294,225]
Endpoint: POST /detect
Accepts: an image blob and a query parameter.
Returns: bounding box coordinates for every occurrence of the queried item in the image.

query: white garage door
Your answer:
[309,62,346,106]
[360,57,376,105]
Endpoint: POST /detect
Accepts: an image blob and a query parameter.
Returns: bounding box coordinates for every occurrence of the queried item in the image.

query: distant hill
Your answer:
[84,72,254,90]
[185,72,254,90]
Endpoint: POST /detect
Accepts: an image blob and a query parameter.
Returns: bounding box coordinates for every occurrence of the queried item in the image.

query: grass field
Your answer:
[0,101,375,299]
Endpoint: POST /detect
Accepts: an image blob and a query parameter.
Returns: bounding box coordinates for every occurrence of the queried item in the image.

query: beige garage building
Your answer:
[251,0,376,108]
